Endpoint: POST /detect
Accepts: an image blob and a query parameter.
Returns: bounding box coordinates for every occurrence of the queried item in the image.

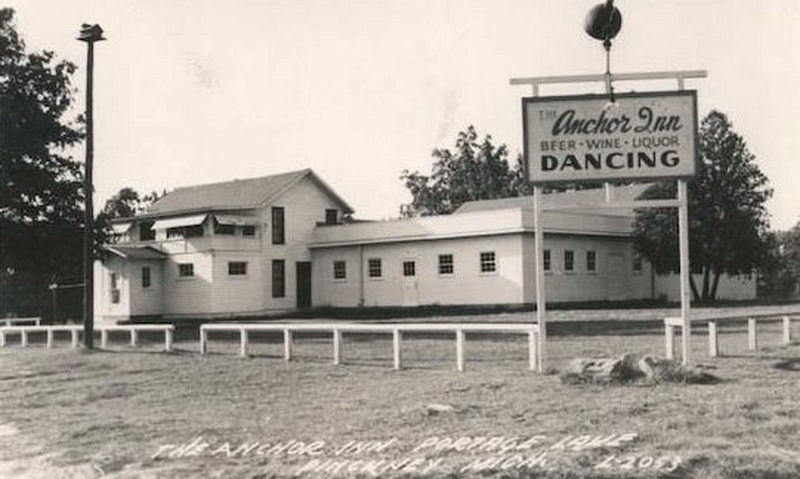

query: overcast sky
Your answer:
[7,0,800,229]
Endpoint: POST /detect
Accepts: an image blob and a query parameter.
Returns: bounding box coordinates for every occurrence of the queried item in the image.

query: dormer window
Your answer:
[325,209,338,225]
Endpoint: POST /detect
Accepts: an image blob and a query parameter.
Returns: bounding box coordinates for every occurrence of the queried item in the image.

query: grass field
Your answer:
[1,309,799,478]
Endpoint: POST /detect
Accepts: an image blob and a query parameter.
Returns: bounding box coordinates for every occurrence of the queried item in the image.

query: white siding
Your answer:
[313,235,526,307]
[128,260,164,316]
[162,253,214,315]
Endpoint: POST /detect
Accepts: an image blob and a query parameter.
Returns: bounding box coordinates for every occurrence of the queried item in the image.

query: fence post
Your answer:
[0,330,5,347]
[284,329,292,361]
[71,330,79,348]
[240,329,249,357]
[333,329,342,365]
[46,329,54,348]
[748,318,757,351]
[456,329,465,372]
[708,321,718,357]
[130,329,138,347]
[165,329,173,352]
[199,329,207,355]
[528,330,537,371]
[101,330,108,349]
[21,330,28,347]
[783,316,792,345]
[665,324,675,360]
[393,329,402,370]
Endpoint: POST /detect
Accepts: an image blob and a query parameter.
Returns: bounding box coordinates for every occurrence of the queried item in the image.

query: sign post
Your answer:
[514,72,703,370]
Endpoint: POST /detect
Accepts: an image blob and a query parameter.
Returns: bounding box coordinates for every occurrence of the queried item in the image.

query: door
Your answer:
[606,252,627,300]
[296,261,312,308]
[401,259,418,306]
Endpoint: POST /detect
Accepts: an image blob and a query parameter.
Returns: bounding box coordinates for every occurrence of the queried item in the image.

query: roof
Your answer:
[311,207,636,248]
[454,183,651,215]
[133,169,353,219]
[105,246,168,260]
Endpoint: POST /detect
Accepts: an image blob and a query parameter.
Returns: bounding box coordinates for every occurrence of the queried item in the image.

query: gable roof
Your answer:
[454,183,651,216]
[138,169,354,218]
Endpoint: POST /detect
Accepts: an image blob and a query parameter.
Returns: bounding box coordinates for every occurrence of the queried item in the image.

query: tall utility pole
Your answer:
[78,24,105,349]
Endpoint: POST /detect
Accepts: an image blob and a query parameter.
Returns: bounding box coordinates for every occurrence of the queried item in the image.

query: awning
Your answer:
[213,214,256,226]
[110,222,133,234]
[151,214,208,230]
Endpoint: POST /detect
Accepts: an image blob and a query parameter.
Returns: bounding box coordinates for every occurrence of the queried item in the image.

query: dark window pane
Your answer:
[272,260,285,297]
[272,207,285,244]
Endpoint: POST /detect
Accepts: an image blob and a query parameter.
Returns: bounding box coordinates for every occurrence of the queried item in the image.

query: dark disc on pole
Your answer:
[584,3,622,41]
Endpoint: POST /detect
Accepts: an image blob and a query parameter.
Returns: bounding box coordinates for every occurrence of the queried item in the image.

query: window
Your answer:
[272,260,285,297]
[368,258,382,278]
[110,273,120,304]
[633,255,643,275]
[325,209,338,225]
[178,263,194,278]
[139,221,155,241]
[438,254,454,275]
[564,250,574,273]
[271,207,285,245]
[142,266,151,288]
[480,252,496,273]
[403,260,416,277]
[333,260,347,280]
[214,221,235,235]
[242,225,256,236]
[167,225,204,238]
[228,261,247,276]
[586,250,597,273]
[543,249,551,272]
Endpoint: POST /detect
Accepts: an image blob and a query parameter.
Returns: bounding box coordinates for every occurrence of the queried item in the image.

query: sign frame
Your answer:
[522,89,699,185]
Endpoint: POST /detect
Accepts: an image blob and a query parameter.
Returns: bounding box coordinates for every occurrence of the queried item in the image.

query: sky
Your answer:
[6,0,800,229]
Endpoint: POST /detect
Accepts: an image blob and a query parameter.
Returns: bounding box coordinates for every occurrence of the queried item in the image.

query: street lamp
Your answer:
[78,23,105,349]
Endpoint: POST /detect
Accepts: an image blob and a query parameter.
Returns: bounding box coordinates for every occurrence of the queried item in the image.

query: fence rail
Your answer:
[664,311,799,359]
[2,317,41,327]
[0,324,174,351]
[200,322,539,371]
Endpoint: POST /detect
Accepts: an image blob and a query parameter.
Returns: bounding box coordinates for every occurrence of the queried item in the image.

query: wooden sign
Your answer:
[523,90,697,184]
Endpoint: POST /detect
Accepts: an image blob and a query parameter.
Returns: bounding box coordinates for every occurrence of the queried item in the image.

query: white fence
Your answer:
[2,317,41,327]
[0,324,174,352]
[200,322,539,371]
[664,311,798,359]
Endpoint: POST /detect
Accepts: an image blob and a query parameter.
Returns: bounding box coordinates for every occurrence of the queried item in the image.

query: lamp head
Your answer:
[584,2,622,42]
[78,24,105,42]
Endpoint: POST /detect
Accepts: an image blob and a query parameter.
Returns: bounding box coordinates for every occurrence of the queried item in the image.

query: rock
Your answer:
[562,354,643,384]
[425,403,455,416]
[561,353,719,385]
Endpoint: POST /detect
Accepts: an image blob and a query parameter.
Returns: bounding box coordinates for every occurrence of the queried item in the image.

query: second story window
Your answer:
[214,221,236,235]
[272,207,285,245]
[242,225,256,236]
[325,209,338,225]
[139,221,155,241]
[543,249,551,272]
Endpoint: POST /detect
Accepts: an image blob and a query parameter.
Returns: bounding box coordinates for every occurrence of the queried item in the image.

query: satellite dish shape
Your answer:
[584,3,622,41]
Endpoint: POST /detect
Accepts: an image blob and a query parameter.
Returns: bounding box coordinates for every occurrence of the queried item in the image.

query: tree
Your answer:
[400,126,531,217]
[633,110,773,302]
[0,8,84,317]
[96,188,166,247]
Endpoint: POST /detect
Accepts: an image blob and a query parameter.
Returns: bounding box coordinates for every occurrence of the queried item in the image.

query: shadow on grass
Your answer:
[773,358,800,372]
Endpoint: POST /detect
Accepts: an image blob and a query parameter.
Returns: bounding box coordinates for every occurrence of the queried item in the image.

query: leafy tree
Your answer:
[0,8,84,318]
[633,110,773,302]
[96,188,166,246]
[400,126,531,216]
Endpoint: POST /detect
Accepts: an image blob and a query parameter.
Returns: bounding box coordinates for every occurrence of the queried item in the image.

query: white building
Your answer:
[95,169,755,322]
